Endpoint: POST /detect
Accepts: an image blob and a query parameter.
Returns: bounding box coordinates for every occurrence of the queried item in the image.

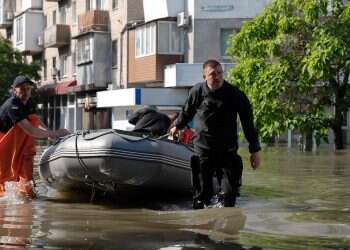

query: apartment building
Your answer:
[97,0,271,130]
[5,0,143,131]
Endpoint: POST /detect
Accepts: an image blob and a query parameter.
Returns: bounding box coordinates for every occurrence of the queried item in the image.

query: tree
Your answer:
[227,0,350,150]
[0,37,40,104]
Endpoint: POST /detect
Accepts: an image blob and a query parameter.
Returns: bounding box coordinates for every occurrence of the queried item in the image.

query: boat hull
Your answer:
[39,130,193,193]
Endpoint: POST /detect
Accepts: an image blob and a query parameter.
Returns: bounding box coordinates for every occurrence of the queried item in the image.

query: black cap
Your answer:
[12,75,34,88]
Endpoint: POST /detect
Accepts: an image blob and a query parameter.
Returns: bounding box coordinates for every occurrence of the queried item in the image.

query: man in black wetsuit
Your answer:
[128,107,172,136]
[170,59,261,209]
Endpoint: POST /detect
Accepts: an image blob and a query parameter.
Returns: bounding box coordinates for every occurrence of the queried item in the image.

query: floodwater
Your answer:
[0,146,350,249]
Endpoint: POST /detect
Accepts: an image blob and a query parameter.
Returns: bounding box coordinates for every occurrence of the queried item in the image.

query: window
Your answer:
[112,0,118,9]
[135,23,156,57]
[60,55,69,77]
[43,60,47,80]
[158,22,183,54]
[112,40,118,67]
[78,36,93,64]
[78,63,94,85]
[16,17,23,44]
[72,1,77,24]
[96,0,107,10]
[52,10,56,25]
[220,28,235,58]
[86,0,91,11]
[44,15,47,28]
[60,7,67,25]
[72,42,77,74]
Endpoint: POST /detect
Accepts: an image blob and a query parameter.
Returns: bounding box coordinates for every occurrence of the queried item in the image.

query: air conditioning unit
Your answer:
[37,35,43,46]
[6,12,14,21]
[177,12,189,28]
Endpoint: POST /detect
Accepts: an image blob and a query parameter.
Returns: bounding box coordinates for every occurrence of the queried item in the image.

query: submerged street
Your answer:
[0,146,349,249]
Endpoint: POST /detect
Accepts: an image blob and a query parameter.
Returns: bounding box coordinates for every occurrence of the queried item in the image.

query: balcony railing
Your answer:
[44,24,70,48]
[78,10,109,33]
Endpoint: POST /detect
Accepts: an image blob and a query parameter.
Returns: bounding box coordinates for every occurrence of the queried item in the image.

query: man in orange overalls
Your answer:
[0,75,69,198]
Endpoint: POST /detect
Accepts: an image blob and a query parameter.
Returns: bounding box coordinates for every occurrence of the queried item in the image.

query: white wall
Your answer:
[188,0,271,19]
[143,0,184,23]
[22,0,42,12]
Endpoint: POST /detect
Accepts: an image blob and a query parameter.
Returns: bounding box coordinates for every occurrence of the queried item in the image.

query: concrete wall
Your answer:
[187,0,271,19]
[189,18,247,63]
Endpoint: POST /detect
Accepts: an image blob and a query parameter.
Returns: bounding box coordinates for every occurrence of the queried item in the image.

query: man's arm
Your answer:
[170,87,199,137]
[237,91,261,169]
[18,119,57,139]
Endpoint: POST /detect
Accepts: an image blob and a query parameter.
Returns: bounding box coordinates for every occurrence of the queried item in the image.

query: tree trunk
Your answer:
[332,124,344,150]
[303,130,313,152]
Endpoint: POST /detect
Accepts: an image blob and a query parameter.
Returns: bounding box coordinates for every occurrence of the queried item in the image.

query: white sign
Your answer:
[201,5,234,12]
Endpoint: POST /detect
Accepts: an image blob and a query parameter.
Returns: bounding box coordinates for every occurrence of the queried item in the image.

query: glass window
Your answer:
[112,40,118,67]
[135,23,156,57]
[16,17,23,43]
[158,22,183,54]
[52,10,56,25]
[220,28,235,57]
[78,36,93,64]
[43,60,47,80]
[112,0,118,9]
[96,0,107,10]
[86,0,91,11]
[78,63,94,85]
[60,55,68,77]
[72,1,77,24]
[60,7,66,24]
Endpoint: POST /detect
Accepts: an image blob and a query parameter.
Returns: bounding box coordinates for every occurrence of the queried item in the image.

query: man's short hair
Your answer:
[203,59,221,70]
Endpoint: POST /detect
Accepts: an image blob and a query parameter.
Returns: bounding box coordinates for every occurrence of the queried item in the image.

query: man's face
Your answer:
[203,64,224,90]
[13,83,32,103]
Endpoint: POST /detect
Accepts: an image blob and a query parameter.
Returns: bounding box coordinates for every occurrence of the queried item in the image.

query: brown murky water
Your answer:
[0,146,350,249]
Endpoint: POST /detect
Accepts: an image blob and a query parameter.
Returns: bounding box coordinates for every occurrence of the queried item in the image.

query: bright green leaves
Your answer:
[227,0,350,147]
[0,38,40,103]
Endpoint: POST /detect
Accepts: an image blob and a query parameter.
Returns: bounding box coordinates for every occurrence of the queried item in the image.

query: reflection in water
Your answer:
[0,147,349,249]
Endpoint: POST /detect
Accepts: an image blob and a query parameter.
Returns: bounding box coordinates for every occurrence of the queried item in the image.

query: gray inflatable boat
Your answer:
[39,129,193,193]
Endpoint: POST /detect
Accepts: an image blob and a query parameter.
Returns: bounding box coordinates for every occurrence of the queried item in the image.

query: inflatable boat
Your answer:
[39,129,193,194]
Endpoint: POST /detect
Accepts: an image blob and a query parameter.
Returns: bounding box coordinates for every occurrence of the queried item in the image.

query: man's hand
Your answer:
[169,126,180,139]
[250,152,261,170]
[55,128,70,137]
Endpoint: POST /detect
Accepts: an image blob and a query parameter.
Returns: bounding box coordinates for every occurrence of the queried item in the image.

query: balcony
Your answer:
[0,0,15,28]
[78,10,109,33]
[44,24,70,48]
[13,11,44,54]
[164,63,234,87]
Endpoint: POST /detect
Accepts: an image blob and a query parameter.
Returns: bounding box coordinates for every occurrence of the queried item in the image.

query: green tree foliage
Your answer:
[227,0,350,149]
[0,37,40,104]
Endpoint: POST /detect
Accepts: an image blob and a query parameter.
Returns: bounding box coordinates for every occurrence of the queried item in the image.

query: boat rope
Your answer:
[74,131,119,201]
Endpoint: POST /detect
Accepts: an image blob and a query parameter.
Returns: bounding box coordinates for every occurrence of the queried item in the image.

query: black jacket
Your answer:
[0,95,36,133]
[175,81,260,152]
[128,108,171,136]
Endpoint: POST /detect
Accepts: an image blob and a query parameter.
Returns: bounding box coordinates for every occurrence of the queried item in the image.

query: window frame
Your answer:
[16,16,23,44]
[157,21,183,55]
[135,22,156,58]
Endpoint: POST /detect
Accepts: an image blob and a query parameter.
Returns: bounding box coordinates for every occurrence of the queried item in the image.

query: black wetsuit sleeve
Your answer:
[237,91,261,153]
[176,87,199,130]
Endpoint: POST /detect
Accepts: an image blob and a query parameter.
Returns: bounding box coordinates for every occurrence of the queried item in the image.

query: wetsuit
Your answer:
[176,81,261,207]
